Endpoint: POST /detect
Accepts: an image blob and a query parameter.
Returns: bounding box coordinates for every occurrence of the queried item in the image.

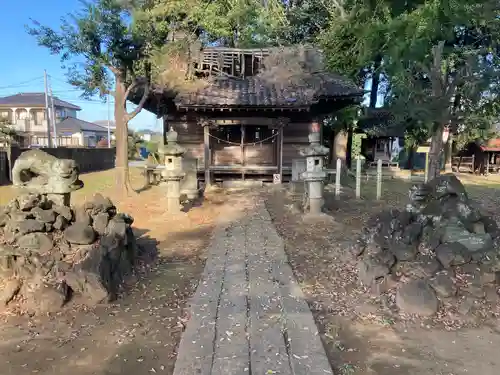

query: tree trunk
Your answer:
[114,78,134,196]
[444,134,453,173]
[407,147,415,170]
[346,128,353,169]
[369,55,382,108]
[328,131,334,167]
[427,123,444,181]
[333,130,348,168]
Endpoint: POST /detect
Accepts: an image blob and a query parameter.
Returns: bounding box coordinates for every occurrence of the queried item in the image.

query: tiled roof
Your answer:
[0,93,81,110]
[174,73,363,108]
[93,120,116,129]
[57,117,108,133]
[357,108,405,137]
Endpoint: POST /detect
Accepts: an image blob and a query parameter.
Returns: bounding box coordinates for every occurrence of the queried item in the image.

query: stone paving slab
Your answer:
[173,197,333,375]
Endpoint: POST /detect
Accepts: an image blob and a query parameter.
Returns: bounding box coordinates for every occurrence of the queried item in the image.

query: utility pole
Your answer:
[107,95,111,148]
[48,76,58,148]
[43,70,52,147]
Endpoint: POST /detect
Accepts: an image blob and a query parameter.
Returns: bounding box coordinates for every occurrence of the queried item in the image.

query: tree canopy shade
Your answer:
[382,0,500,178]
[138,0,288,48]
[318,0,500,179]
[26,0,169,195]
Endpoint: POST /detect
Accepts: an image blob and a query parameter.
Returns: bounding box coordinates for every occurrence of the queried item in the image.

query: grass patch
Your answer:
[357,173,500,204]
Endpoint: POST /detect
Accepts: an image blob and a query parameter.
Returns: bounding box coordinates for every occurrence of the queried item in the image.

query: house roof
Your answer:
[356,108,405,137]
[173,73,363,109]
[480,138,500,152]
[0,93,81,110]
[93,120,116,129]
[57,117,108,134]
[136,129,161,135]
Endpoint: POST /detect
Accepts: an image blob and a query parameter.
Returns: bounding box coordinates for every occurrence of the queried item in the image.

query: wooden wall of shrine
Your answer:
[163,111,319,182]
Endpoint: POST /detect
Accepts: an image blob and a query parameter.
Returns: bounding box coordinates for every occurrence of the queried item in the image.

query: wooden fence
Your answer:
[452,156,475,173]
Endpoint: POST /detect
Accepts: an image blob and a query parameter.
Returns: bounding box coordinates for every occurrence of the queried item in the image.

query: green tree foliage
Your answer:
[140,0,287,48]
[138,0,289,93]
[128,130,143,159]
[26,0,169,195]
[0,118,16,146]
[276,0,331,44]
[319,1,389,85]
[318,0,500,179]
[383,1,500,178]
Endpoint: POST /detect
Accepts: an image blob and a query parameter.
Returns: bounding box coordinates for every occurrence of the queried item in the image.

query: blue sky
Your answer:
[0,0,380,130]
[0,0,161,131]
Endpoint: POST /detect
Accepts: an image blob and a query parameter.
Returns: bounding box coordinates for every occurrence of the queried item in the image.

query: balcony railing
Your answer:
[4,119,49,132]
[30,119,49,130]
[11,119,29,132]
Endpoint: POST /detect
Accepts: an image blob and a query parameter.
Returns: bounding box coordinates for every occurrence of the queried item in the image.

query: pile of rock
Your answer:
[0,192,137,312]
[356,174,500,317]
[0,149,143,314]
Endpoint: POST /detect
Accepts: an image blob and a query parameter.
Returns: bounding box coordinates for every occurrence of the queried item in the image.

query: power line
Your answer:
[59,98,115,104]
[48,75,72,86]
[51,89,82,94]
[0,77,44,91]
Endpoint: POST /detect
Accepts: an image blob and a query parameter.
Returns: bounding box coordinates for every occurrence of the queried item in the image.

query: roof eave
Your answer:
[174,93,364,110]
[0,103,82,110]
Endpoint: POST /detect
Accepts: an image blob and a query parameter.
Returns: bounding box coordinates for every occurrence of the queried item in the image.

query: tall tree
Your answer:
[319,0,500,180]
[143,0,287,48]
[384,0,500,179]
[277,0,331,44]
[27,0,168,195]
[317,1,383,170]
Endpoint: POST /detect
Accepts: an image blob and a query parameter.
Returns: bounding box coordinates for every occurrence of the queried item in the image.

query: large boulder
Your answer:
[64,223,96,245]
[396,280,439,316]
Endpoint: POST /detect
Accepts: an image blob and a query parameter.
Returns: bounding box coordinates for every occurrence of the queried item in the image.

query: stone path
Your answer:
[173,197,333,375]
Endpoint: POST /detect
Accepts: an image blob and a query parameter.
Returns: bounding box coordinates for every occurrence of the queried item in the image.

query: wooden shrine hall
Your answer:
[131,47,363,184]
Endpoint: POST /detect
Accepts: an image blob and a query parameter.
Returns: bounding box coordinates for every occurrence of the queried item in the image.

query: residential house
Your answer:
[93,120,116,141]
[56,117,109,147]
[0,92,81,146]
[457,122,500,174]
[136,129,162,142]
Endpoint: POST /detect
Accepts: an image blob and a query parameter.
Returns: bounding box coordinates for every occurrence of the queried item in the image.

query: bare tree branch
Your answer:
[126,79,150,121]
[124,79,140,104]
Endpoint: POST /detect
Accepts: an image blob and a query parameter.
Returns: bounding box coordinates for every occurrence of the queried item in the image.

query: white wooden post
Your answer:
[355,156,361,199]
[376,158,382,200]
[335,158,341,199]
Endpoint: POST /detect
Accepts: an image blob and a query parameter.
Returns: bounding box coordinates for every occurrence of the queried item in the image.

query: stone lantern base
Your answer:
[165,178,183,211]
[302,171,327,215]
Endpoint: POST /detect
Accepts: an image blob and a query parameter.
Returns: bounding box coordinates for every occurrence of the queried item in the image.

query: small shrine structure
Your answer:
[130,46,363,184]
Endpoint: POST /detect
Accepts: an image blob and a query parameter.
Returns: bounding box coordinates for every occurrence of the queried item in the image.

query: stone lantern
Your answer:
[300,130,329,215]
[158,127,186,212]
